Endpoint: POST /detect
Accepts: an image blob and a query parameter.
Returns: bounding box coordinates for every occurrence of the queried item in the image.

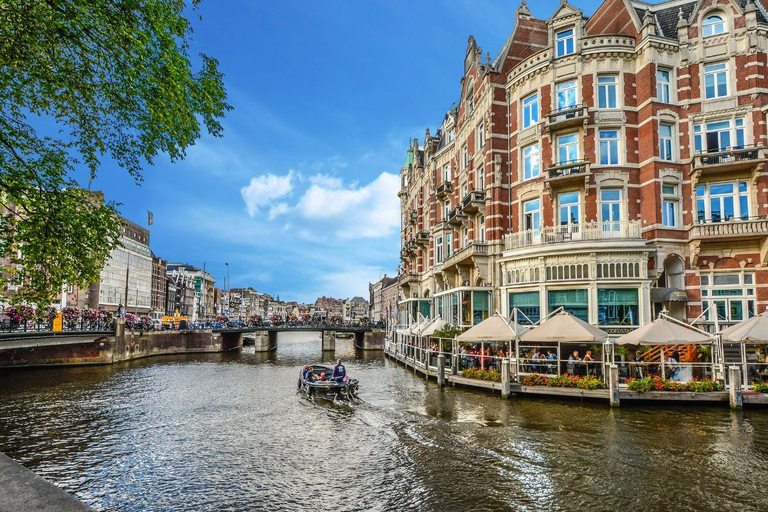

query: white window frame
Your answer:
[659,123,675,161]
[557,133,579,164]
[693,118,745,153]
[558,192,581,228]
[696,180,749,223]
[443,163,451,183]
[462,144,469,168]
[522,93,539,129]
[597,75,618,109]
[476,167,484,191]
[556,28,575,58]
[702,14,727,37]
[523,143,541,180]
[661,184,679,228]
[657,68,671,103]
[703,62,729,99]
[436,236,443,263]
[598,130,620,165]
[478,215,486,242]
[477,123,485,149]
[702,272,755,324]
[556,80,578,111]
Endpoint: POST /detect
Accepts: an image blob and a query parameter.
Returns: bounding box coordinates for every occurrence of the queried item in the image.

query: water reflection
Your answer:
[0,333,766,511]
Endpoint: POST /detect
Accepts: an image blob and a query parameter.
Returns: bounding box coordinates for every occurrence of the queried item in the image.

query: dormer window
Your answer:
[702,14,726,37]
[556,29,575,57]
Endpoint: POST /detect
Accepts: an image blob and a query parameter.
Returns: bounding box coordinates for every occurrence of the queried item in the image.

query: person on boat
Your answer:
[332,359,346,382]
[306,369,316,382]
[319,372,327,381]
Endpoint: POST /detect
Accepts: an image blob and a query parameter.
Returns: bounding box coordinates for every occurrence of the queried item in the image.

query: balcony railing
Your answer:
[447,206,466,226]
[690,217,768,241]
[436,182,452,198]
[416,230,430,244]
[546,159,590,182]
[443,242,489,268]
[692,145,766,175]
[546,103,588,129]
[504,220,643,251]
[461,190,486,213]
[399,272,419,285]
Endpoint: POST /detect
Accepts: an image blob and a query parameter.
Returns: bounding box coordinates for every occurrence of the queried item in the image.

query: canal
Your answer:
[0,332,766,512]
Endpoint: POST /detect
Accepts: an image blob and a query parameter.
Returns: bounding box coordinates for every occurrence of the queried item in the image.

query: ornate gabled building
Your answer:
[398,0,768,334]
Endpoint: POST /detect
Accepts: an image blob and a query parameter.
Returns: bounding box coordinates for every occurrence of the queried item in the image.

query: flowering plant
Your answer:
[124,313,138,329]
[62,307,80,328]
[4,305,35,324]
[80,308,99,324]
[626,377,723,393]
[269,315,282,324]
[462,366,502,382]
[140,316,153,330]
[521,374,607,390]
[753,383,768,393]
[216,315,228,323]
[40,307,58,323]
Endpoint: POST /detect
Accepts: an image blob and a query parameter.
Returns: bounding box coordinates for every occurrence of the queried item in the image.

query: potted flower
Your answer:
[62,307,80,329]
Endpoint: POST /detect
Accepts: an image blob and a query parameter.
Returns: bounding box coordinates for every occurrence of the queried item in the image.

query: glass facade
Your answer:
[509,291,540,324]
[548,289,588,321]
[702,273,756,323]
[435,289,492,326]
[598,288,639,326]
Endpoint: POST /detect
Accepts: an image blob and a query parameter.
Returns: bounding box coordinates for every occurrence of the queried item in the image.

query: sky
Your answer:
[85,0,603,304]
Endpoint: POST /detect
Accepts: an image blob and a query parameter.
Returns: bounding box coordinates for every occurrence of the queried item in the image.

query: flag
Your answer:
[148,211,154,226]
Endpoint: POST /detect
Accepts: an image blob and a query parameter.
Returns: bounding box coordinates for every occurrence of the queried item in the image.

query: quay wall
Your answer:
[0,329,243,369]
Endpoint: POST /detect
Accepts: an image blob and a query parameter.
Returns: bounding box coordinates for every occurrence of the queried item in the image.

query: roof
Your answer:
[456,315,526,342]
[519,312,609,343]
[421,318,447,337]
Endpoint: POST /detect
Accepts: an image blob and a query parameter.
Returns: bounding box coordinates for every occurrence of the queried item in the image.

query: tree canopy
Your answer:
[0,0,230,307]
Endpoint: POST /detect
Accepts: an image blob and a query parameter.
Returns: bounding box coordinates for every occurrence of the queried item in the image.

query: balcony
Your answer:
[416,230,430,245]
[443,242,489,269]
[399,272,419,285]
[545,160,590,186]
[436,182,452,199]
[504,220,643,251]
[546,103,588,131]
[447,206,467,226]
[461,190,486,213]
[409,210,418,224]
[692,146,766,176]
[689,217,768,242]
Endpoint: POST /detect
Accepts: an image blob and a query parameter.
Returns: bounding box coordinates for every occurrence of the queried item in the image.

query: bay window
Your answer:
[696,181,749,223]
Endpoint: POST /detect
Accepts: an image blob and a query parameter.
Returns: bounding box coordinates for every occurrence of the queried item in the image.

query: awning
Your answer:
[721,311,768,344]
[456,314,525,342]
[519,311,608,343]
[650,287,689,302]
[420,318,447,337]
[615,317,713,345]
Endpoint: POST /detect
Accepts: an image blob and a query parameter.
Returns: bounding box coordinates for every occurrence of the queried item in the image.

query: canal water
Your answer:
[0,332,766,512]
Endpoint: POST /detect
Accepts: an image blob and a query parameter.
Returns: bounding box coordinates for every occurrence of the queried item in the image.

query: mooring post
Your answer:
[609,364,620,408]
[729,366,743,409]
[501,358,511,398]
[437,354,445,387]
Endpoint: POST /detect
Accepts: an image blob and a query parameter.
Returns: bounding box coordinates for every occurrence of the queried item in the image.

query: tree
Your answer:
[0,0,230,307]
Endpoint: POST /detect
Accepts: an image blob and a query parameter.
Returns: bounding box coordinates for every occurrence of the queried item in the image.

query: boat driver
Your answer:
[332,359,346,382]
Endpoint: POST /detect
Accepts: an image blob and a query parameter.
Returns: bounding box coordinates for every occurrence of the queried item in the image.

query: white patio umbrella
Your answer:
[615,317,712,345]
[721,311,768,344]
[519,311,608,343]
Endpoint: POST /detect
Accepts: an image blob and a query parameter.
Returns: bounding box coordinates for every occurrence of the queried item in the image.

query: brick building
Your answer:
[151,254,167,314]
[398,0,768,334]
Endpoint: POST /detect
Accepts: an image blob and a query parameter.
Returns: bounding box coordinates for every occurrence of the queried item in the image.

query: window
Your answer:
[558,192,580,227]
[548,289,588,321]
[696,181,749,223]
[444,201,450,221]
[522,93,539,129]
[703,272,755,323]
[461,181,468,199]
[600,189,622,232]
[523,143,540,180]
[597,76,618,109]
[704,62,728,99]
[472,291,490,325]
[462,144,469,168]
[478,215,485,242]
[436,236,443,263]
[659,123,674,161]
[598,130,619,165]
[662,184,679,227]
[557,133,579,164]
[523,198,541,236]
[657,69,671,103]
[693,118,745,153]
[443,163,451,182]
[556,29,575,57]
[462,227,469,248]
[446,233,452,258]
[466,81,475,114]
[476,167,484,190]
[703,14,726,37]
[477,123,485,149]
[598,288,639,326]
[509,291,540,324]
[556,80,578,111]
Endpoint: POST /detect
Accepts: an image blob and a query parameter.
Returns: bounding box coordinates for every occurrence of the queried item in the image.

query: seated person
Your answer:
[332,359,346,382]
[319,372,327,381]
[305,369,316,382]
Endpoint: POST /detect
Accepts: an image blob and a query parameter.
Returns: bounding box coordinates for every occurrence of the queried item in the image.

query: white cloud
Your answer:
[240,171,295,217]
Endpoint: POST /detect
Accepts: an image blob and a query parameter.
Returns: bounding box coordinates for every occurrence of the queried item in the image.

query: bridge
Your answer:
[213,325,381,351]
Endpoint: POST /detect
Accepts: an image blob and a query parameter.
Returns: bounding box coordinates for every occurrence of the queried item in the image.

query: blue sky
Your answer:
[86,0,602,303]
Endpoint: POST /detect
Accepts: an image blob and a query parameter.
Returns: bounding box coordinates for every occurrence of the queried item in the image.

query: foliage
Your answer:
[0,0,229,307]
[753,383,768,393]
[62,306,80,327]
[433,325,464,339]
[626,377,723,393]
[124,313,138,329]
[614,345,629,357]
[461,367,502,382]
[3,304,35,323]
[520,374,607,390]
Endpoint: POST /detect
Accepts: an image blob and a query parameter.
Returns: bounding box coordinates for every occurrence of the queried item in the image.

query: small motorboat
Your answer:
[335,332,353,339]
[298,365,359,401]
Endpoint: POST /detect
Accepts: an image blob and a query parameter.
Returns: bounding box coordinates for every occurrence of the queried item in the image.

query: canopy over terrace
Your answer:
[615,317,715,382]
[455,315,523,370]
[421,318,447,337]
[518,312,609,378]
[721,311,768,343]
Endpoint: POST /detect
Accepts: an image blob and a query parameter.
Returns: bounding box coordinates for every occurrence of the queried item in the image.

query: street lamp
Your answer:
[225,262,230,293]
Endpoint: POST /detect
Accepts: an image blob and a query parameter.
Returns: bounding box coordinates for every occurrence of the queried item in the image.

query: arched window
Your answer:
[703,14,726,37]
[465,79,475,114]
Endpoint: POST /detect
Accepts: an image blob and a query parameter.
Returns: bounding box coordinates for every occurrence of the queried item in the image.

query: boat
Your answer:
[298,365,359,401]
[335,332,354,339]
